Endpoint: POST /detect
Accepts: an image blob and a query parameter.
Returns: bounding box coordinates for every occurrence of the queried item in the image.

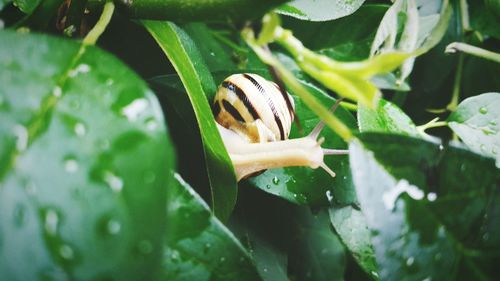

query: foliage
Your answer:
[0,0,499,280]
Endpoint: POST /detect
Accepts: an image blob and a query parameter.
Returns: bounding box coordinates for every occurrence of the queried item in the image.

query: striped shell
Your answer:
[213,73,295,143]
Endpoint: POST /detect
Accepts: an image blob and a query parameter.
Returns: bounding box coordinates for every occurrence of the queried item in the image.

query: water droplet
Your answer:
[263,268,268,273]
[137,240,153,254]
[492,148,498,155]
[64,157,79,173]
[326,190,334,203]
[427,192,437,202]
[210,52,215,56]
[44,209,59,235]
[220,257,226,263]
[371,271,379,278]
[460,163,467,172]
[145,118,158,131]
[479,107,488,114]
[13,204,26,227]
[105,219,121,235]
[489,120,497,126]
[103,171,123,193]
[406,256,415,267]
[105,78,114,86]
[74,122,86,137]
[52,86,62,97]
[13,124,28,151]
[438,144,444,151]
[482,127,496,135]
[480,144,487,152]
[204,243,211,253]
[482,232,490,241]
[59,244,74,260]
[121,98,148,121]
[265,185,271,189]
[170,249,180,260]
[68,64,90,77]
[272,176,280,185]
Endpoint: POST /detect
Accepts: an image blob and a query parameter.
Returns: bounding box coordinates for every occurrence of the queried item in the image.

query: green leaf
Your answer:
[358,98,419,136]
[329,205,378,279]
[0,30,173,280]
[276,0,365,21]
[288,209,346,281]
[143,21,238,222]
[447,92,500,167]
[470,0,500,39]
[350,133,500,280]
[163,173,262,281]
[14,0,39,13]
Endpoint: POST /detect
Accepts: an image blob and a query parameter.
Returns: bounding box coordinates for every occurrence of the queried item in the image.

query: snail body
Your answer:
[214,73,347,181]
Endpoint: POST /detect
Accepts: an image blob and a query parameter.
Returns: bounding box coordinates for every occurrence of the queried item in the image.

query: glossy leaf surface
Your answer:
[351,133,500,280]
[144,21,238,222]
[277,0,365,21]
[162,174,261,281]
[0,30,173,280]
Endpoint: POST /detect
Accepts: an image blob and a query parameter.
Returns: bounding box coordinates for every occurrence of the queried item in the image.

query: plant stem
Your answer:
[459,0,471,32]
[340,101,358,111]
[83,1,114,46]
[446,53,464,112]
[445,42,500,63]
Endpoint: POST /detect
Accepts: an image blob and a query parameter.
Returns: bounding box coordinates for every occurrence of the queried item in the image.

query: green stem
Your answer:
[83,1,114,46]
[446,53,464,112]
[445,42,500,63]
[459,0,471,32]
[340,101,358,111]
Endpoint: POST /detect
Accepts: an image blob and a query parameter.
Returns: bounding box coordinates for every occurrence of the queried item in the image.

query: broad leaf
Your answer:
[276,0,365,21]
[14,0,39,13]
[163,173,261,281]
[447,92,500,167]
[15,0,63,29]
[288,209,346,281]
[0,30,173,280]
[144,21,238,222]
[351,133,500,280]
[358,98,419,136]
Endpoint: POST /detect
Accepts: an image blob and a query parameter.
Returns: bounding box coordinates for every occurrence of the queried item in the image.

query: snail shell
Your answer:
[213,73,295,143]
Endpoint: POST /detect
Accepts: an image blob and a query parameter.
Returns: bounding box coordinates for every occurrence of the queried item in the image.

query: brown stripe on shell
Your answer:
[222,81,260,120]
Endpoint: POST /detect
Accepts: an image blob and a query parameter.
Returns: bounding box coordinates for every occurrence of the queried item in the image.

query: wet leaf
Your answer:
[276,0,365,21]
[163,174,261,281]
[144,21,238,222]
[0,30,173,280]
[351,133,500,280]
[358,98,419,136]
[447,92,500,167]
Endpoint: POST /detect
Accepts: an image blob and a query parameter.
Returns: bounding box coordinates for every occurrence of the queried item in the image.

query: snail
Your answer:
[213,73,348,181]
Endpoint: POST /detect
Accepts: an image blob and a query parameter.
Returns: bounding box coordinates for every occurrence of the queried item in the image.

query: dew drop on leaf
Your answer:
[272,176,280,185]
[479,107,488,114]
[44,209,60,235]
[426,192,437,201]
[52,86,62,97]
[74,122,86,137]
[64,157,79,173]
[59,244,75,260]
[103,171,124,193]
[121,98,148,121]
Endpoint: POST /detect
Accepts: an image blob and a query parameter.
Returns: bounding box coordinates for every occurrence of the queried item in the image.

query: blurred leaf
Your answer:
[358,98,419,136]
[288,209,346,281]
[0,0,12,11]
[0,30,173,280]
[447,92,500,167]
[14,0,39,13]
[276,0,365,21]
[350,133,500,280]
[144,21,238,222]
[163,174,262,281]
[470,0,500,39]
